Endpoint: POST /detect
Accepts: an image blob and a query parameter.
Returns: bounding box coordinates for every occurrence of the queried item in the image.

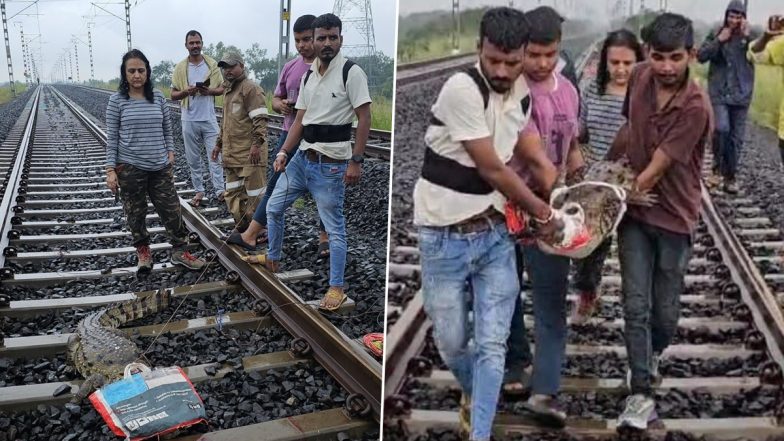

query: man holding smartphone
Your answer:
[697,0,757,194]
[750,14,784,170]
[172,30,226,207]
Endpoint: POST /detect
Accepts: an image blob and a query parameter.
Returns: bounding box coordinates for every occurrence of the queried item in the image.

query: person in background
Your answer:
[608,13,710,431]
[697,0,757,194]
[749,14,784,170]
[171,30,225,206]
[570,29,644,324]
[106,49,206,272]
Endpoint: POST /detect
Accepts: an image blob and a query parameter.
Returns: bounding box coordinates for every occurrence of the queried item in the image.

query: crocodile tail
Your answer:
[97,289,171,328]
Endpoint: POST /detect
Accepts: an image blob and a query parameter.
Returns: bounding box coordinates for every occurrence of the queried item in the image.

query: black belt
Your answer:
[431,210,505,235]
[302,124,352,144]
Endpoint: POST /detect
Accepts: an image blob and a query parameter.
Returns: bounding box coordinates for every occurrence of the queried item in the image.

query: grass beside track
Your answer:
[0,84,29,104]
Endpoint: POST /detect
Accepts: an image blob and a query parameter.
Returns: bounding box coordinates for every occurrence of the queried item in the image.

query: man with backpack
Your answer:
[255,13,371,311]
[412,7,567,440]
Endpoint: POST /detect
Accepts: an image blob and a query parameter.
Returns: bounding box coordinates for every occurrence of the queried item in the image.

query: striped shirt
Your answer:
[106,90,174,171]
[578,81,626,163]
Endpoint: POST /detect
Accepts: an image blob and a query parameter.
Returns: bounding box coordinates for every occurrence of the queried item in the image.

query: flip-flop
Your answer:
[225,231,256,251]
[318,287,347,311]
[362,333,383,357]
[502,364,531,396]
[317,241,330,257]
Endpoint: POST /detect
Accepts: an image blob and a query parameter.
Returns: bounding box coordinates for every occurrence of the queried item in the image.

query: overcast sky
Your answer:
[400,0,783,27]
[1,0,396,83]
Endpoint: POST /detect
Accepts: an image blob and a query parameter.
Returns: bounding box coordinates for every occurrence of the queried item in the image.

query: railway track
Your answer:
[384,43,784,440]
[73,85,392,160]
[395,33,598,87]
[0,86,381,440]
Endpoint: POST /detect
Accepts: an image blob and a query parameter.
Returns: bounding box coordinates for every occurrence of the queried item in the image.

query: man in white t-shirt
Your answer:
[412,7,563,441]
[171,30,225,206]
[253,13,371,312]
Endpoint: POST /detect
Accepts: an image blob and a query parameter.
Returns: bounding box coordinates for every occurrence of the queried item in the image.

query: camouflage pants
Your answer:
[116,163,188,250]
[224,165,266,231]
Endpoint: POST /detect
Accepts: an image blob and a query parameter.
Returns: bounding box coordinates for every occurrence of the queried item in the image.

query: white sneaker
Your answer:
[617,394,657,430]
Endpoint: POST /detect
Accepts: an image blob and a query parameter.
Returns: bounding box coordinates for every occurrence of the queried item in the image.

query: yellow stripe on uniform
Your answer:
[248,107,268,118]
[247,186,265,197]
[226,179,245,190]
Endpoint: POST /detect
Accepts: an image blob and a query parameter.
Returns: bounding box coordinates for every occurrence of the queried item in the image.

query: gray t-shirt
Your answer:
[182,60,215,122]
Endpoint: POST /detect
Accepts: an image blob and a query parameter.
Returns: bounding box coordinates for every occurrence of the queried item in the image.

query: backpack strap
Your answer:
[464,66,490,109]
[303,59,356,90]
[342,59,356,90]
[303,69,314,87]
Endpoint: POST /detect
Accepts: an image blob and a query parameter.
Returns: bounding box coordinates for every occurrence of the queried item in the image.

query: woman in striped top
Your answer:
[571,30,644,323]
[105,49,205,272]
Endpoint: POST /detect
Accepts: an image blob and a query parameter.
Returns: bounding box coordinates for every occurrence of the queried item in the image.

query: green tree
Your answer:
[244,43,279,92]
[151,60,175,87]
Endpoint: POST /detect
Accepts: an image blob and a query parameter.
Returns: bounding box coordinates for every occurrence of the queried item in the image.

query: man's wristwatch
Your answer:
[350,154,364,164]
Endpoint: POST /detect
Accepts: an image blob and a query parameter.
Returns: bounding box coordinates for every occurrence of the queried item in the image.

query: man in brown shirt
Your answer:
[607,13,711,432]
[210,52,268,233]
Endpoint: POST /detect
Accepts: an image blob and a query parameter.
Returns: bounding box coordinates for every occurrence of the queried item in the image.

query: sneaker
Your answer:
[519,394,567,428]
[171,250,206,270]
[570,291,598,325]
[458,393,471,440]
[136,244,152,273]
[617,394,657,431]
[723,180,739,194]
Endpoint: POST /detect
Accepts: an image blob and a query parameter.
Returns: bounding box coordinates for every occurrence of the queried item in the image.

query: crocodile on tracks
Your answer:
[66,289,171,401]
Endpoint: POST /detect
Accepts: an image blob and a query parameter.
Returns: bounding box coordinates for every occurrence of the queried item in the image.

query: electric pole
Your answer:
[124,0,131,50]
[1,0,15,96]
[87,22,94,81]
[73,39,79,83]
[452,0,460,54]
[278,0,291,76]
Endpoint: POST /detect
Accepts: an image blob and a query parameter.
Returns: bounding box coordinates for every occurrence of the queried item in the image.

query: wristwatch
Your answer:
[351,154,364,164]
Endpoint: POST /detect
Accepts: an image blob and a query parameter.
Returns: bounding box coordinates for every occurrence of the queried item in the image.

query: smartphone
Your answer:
[195,78,211,89]
[770,15,784,32]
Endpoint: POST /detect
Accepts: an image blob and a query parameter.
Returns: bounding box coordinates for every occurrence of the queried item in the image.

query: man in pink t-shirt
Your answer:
[240,14,329,253]
[504,6,585,428]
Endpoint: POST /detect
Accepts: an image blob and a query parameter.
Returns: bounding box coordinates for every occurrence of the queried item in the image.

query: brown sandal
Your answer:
[318,287,347,311]
[242,254,280,272]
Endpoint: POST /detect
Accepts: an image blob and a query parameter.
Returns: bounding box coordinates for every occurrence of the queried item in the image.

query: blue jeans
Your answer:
[182,120,224,194]
[712,104,749,180]
[619,217,691,395]
[514,245,570,396]
[419,223,518,441]
[266,150,346,286]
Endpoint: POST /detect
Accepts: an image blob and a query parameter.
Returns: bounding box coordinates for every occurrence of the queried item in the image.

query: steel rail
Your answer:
[0,86,41,272]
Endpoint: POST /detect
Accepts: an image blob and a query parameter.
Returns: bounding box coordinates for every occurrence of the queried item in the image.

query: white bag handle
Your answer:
[124,362,152,379]
[551,180,628,234]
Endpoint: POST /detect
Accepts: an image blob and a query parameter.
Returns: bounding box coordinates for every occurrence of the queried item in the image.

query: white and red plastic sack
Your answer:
[89,363,206,441]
